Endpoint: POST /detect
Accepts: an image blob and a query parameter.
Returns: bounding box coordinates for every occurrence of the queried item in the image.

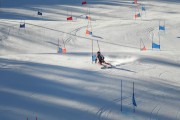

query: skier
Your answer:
[95,51,111,66]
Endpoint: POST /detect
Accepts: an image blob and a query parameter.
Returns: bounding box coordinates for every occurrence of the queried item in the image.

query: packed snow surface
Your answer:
[0,0,180,120]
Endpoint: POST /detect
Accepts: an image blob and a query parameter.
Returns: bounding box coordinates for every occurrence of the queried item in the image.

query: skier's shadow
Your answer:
[113,66,136,73]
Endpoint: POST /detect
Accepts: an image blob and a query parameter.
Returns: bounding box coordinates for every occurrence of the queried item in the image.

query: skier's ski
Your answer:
[101,63,113,69]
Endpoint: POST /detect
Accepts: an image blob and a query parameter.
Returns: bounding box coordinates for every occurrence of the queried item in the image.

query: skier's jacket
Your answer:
[97,53,104,61]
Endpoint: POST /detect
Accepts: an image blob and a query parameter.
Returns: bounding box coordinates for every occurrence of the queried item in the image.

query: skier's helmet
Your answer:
[97,51,100,54]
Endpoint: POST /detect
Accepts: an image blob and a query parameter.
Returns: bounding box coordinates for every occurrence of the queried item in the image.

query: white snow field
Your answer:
[0,0,180,120]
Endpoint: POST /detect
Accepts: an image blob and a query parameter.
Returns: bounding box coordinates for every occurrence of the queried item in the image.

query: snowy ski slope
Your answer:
[0,0,180,120]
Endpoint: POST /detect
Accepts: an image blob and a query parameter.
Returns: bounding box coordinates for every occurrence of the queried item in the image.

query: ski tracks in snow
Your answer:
[149,105,161,120]
[65,26,87,44]
[95,88,162,120]
[95,96,131,120]
[176,109,180,120]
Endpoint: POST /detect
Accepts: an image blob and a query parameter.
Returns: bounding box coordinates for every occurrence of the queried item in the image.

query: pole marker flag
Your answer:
[58,48,66,54]
[90,31,92,35]
[140,39,146,51]
[86,29,92,35]
[20,23,25,28]
[67,16,73,21]
[86,29,90,34]
[82,1,87,5]
[142,6,146,11]
[141,46,147,51]
[159,20,166,31]
[138,13,141,17]
[62,48,66,54]
[38,11,42,16]
[86,16,91,20]
[152,42,160,49]
[134,0,137,4]
[159,26,165,31]
[58,48,62,53]
[132,93,137,107]
[92,55,96,61]
[135,14,138,18]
